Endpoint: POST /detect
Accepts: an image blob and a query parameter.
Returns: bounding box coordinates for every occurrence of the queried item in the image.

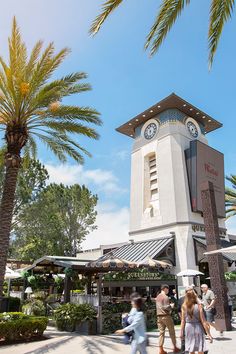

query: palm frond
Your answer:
[25,40,43,80]
[208,0,235,67]
[8,17,27,80]
[225,174,236,218]
[31,120,99,139]
[226,174,236,189]
[0,18,101,165]
[34,132,85,163]
[225,189,236,200]
[89,0,124,35]
[41,105,102,125]
[145,0,190,55]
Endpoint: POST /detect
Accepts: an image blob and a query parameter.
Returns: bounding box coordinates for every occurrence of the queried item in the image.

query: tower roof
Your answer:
[116,93,222,138]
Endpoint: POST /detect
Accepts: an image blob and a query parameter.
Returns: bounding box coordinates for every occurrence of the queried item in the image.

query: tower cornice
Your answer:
[116,93,222,138]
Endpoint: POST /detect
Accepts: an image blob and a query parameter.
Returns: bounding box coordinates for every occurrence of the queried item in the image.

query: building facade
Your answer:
[78,94,236,291]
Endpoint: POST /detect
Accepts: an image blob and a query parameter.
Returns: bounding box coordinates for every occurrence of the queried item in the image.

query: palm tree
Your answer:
[225,175,236,218]
[0,18,101,299]
[90,0,235,67]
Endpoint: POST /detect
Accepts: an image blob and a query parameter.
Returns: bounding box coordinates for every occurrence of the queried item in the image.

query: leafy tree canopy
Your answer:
[0,151,49,225]
[11,183,98,260]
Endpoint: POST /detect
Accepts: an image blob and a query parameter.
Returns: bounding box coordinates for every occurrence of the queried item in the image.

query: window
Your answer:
[144,153,159,212]
[149,155,158,201]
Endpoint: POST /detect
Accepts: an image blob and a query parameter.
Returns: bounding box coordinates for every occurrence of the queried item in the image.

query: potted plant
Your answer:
[54,303,79,332]
[54,303,97,334]
[75,304,97,335]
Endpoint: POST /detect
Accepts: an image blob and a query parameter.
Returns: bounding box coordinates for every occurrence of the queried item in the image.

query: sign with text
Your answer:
[185,140,225,218]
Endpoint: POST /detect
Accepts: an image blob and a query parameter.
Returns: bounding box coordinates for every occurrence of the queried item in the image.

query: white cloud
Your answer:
[81,205,130,250]
[45,163,127,194]
[115,149,129,161]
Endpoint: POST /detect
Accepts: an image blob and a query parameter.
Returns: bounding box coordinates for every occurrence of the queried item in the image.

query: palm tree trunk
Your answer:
[0,164,19,299]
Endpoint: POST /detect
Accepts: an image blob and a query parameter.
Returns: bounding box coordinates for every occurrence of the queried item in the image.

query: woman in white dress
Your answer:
[180,290,212,354]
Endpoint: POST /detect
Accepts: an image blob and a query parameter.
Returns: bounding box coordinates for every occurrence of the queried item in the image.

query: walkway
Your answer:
[0,325,235,354]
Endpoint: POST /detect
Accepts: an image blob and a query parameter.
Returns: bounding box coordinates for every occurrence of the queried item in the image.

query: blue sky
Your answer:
[1,0,236,248]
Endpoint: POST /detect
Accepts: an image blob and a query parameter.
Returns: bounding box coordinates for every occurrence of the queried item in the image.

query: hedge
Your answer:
[0,312,48,342]
[101,301,180,334]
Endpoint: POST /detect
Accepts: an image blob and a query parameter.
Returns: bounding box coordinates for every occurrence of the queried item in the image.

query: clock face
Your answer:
[186,121,198,138]
[144,122,158,140]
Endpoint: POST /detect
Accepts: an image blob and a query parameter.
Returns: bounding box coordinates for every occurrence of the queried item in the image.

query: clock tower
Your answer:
[117,93,226,281]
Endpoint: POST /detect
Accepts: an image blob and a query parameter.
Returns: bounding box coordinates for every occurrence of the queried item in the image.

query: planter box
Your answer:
[75,319,97,335]
[56,320,75,332]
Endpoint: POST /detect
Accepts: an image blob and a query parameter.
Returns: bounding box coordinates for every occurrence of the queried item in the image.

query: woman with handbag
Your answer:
[180,290,213,354]
[115,295,147,354]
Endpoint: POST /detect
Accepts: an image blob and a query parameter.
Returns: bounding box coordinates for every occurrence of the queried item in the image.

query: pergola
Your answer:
[23,254,173,302]
[22,254,175,333]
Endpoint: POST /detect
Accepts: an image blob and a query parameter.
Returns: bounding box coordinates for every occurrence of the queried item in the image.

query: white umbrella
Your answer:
[177,269,204,277]
[204,245,236,255]
[5,267,21,296]
[5,267,21,280]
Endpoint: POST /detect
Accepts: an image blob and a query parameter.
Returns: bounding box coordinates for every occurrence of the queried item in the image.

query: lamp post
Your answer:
[25,286,33,299]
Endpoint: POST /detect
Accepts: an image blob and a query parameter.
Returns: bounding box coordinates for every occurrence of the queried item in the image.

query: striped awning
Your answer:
[193,236,236,262]
[109,236,174,263]
[86,254,137,269]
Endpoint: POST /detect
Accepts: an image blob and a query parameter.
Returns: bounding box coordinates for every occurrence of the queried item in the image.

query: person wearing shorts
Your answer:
[201,284,216,324]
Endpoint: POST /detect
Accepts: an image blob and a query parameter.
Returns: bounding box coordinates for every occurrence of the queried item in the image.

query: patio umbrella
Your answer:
[137,256,172,269]
[5,267,21,280]
[5,267,21,296]
[86,253,137,269]
[204,245,236,255]
[177,269,204,277]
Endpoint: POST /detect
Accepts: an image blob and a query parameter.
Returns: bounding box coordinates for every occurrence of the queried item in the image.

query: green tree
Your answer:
[11,183,98,260]
[225,175,236,218]
[0,154,49,225]
[91,0,235,66]
[0,18,101,298]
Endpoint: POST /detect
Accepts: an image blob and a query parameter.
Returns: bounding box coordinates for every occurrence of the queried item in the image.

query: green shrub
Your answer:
[101,301,178,334]
[225,271,236,280]
[0,312,28,321]
[32,291,46,301]
[22,299,46,316]
[102,302,131,314]
[0,312,48,342]
[54,303,97,332]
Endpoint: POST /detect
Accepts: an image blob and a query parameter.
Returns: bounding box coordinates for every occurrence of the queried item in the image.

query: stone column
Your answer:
[201,181,231,331]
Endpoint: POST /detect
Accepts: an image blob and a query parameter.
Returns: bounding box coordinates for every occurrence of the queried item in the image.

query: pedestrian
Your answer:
[227,288,233,322]
[116,295,147,354]
[180,289,212,354]
[156,284,181,354]
[121,292,140,344]
[178,286,194,353]
[200,283,224,336]
[173,289,177,300]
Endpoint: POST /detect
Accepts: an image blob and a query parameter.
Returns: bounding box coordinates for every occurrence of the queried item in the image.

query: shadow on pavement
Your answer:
[81,336,118,354]
[214,337,232,341]
[24,336,76,354]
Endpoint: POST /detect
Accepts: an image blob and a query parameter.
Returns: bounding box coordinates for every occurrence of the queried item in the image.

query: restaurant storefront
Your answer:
[102,269,177,298]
